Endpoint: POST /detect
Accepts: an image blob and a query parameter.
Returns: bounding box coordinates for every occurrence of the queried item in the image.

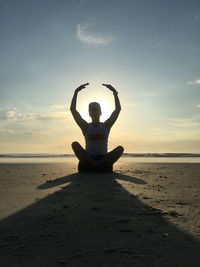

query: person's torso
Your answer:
[84,122,109,155]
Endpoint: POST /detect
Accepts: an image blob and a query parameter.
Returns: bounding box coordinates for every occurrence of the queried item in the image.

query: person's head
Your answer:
[88,102,102,122]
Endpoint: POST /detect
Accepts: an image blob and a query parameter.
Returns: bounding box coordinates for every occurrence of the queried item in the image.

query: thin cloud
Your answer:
[196,104,200,108]
[37,112,68,121]
[194,14,200,20]
[148,128,162,135]
[169,118,200,128]
[187,78,200,85]
[0,110,68,121]
[76,22,115,45]
[124,101,136,108]
[50,105,66,110]
[142,91,156,97]
[76,0,87,9]
[2,110,40,121]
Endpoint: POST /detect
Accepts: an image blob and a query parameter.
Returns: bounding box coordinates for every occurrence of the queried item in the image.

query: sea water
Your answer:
[0,153,200,164]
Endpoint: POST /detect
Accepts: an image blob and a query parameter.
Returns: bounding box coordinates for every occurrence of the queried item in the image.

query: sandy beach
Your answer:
[0,159,199,266]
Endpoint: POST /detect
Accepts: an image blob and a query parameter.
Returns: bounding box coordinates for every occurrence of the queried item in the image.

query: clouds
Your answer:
[187,78,200,85]
[50,105,66,110]
[0,106,75,153]
[1,110,40,121]
[0,109,69,122]
[76,0,87,9]
[76,22,115,45]
[169,118,200,128]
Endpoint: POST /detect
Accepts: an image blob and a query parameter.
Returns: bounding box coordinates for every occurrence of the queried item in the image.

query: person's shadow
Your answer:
[0,171,199,266]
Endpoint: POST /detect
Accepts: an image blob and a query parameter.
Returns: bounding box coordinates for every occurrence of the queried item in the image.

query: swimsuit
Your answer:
[84,122,109,157]
[78,122,112,172]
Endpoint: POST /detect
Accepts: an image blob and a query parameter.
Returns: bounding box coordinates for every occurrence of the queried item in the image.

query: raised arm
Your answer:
[70,83,89,134]
[103,84,121,131]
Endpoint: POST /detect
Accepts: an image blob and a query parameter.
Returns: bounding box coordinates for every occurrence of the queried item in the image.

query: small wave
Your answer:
[123,153,200,158]
[0,154,75,158]
[0,153,199,158]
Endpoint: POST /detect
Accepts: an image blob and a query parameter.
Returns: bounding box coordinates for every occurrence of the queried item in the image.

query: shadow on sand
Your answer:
[0,172,199,266]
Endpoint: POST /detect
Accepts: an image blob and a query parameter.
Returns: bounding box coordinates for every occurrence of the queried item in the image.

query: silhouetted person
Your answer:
[70,83,124,172]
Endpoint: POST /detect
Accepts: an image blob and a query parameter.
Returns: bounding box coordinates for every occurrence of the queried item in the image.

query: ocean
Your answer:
[0,153,200,163]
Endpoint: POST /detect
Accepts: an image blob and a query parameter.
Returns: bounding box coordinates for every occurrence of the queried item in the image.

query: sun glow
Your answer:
[80,98,112,122]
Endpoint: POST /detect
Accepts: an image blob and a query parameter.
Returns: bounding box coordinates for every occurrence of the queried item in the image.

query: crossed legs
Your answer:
[71,141,124,172]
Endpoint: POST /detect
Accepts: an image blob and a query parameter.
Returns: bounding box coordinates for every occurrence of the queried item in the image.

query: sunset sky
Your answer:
[0,0,200,153]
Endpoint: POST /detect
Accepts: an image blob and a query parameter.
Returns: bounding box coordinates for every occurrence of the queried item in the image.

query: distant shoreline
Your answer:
[0,153,200,158]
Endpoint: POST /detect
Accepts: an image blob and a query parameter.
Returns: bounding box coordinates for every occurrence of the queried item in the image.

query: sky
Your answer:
[0,0,200,153]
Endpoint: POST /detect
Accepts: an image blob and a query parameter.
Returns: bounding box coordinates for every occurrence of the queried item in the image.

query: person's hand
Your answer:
[102,84,118,94]
[75,83,89,93]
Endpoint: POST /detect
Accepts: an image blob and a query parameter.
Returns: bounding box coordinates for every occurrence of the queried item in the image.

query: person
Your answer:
[70,83,124,172]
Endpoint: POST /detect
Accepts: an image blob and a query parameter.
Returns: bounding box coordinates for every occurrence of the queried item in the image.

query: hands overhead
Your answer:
[102,84,118,94]
[75,83,89,93]
[75,83,118,94]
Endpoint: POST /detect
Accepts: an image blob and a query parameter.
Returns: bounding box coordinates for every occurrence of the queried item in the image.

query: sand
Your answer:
[0,160,199,266]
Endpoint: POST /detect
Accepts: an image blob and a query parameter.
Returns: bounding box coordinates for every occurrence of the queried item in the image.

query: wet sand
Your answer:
[0,160,199,266]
